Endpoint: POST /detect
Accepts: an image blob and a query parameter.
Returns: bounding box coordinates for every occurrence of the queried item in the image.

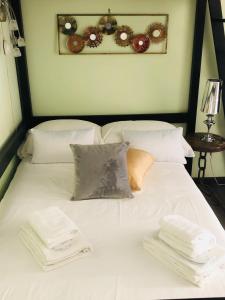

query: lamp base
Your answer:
[201,114,216,143]
[201,133,215,143]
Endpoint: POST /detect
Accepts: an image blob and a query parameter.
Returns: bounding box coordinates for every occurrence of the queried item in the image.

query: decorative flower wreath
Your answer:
[61,11,168,54]
[67,34,85,53]
[83,27,103,48]
[148,22,167,43]
[98,15,117,35]
[115,25,133,47]
[131,34,150,53]
[58,16,77,36]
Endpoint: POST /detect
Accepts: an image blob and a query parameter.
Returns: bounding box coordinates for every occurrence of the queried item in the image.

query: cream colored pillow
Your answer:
[127,148,154,191]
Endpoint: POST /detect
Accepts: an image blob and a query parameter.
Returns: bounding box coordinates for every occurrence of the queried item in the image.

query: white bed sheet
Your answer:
[0,159,225,300]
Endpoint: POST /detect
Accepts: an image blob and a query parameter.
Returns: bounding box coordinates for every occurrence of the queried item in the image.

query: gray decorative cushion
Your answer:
[70,143,133,200]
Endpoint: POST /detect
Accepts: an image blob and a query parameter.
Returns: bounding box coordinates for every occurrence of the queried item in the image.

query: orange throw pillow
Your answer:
[127,148,154,191]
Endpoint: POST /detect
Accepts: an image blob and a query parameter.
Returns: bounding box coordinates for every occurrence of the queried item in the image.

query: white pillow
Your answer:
[18,119,102,159]
[31,128,95,163]
[123,127,186,164]
[101,121,194,158]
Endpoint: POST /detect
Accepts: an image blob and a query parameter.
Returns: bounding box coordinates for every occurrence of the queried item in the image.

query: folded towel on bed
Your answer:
[160,215,216,254]
[143,236,225,287]
[19,223,93,271]
[159,229,216,263]
[28,206,78,250]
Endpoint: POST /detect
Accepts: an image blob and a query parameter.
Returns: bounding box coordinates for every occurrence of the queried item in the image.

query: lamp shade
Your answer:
[201,79,222,115]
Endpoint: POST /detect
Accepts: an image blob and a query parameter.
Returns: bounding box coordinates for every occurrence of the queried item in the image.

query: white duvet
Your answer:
[0,159,225,300]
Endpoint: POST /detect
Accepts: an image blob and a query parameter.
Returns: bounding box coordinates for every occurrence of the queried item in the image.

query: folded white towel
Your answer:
[159,230,216,263]
[160,215,216,247]
[28,206,78,250]
[19,223,93,271]
[143,236,225,287]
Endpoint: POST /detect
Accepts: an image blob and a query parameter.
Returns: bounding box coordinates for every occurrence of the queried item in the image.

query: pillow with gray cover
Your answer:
[70,143,133,200]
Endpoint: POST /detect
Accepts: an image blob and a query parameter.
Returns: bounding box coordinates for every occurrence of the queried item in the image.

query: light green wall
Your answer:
[0,21,22,199]
[21,0,225,177]
[21,0,195,116]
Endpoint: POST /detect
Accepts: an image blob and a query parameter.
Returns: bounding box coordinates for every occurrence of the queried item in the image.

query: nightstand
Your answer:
[186,132,225,179]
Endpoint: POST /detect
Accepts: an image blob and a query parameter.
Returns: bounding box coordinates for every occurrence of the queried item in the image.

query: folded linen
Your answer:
[143,236,225,287]
[160,215,216,248]
[19,223,93,271]
[159,230,217,263]
[28,206,78,250]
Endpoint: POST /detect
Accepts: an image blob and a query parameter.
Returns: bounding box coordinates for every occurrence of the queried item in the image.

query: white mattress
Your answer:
[0,159,225,300]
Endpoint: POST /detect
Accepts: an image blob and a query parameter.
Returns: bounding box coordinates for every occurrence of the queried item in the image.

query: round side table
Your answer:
[186,132,225,179]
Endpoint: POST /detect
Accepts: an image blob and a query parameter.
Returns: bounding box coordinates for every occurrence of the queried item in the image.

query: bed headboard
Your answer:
[32,113,188,127]
[0,0,207,179]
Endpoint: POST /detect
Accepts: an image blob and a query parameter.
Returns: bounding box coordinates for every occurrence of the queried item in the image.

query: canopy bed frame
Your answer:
[1,1,225,299]
[0,0,206,175]
[0,0,207,177]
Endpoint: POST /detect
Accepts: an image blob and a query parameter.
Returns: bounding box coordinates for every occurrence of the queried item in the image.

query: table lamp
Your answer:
[200,78,223,142]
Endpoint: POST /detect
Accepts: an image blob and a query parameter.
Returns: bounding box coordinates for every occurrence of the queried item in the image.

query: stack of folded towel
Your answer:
[143,215,225,286]
[19,206,92,271]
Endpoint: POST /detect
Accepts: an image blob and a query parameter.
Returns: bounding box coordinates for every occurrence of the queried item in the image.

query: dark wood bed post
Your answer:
[186,0,207,174]
[208,0,225,115]
[10,0,33,130]
[187,0,207,134]
[0,0,32,177]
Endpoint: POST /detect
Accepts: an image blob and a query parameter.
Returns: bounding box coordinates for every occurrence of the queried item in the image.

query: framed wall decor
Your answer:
[57,12,169,55]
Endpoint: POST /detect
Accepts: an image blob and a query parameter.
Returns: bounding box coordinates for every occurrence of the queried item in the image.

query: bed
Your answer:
[0,120,225,300]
